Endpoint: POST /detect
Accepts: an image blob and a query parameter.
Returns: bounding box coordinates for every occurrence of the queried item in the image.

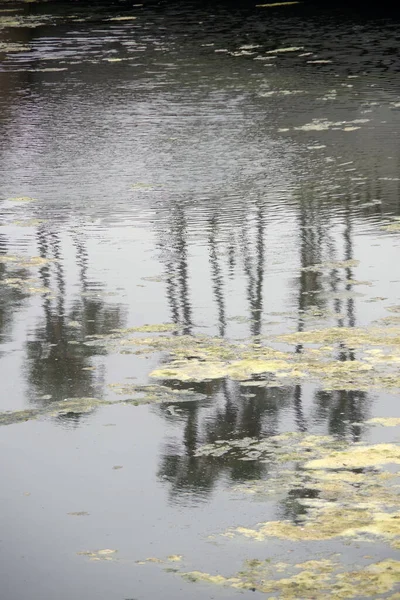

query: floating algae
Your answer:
[108,382,206,405]
[195,432,345,463]
[77,549,117,561]
[222,441,400,549]
[304,444,400,470]
[111,323,178,333]
[193,434,400,552]
[381,221,400,232]
[179,558,400,599]
[0,42,31,53]
[141,428,400,597]
[0,398,106,426]
[367,418,400,427]
[82,320,400,392]
[48,397,106,416]
[230,506,400,543]
[0,408,40,425]
[136,555,182,565]
[301,259,360,272]
[0,384,207,426]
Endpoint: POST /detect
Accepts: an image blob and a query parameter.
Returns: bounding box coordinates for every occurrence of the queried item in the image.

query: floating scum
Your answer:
[139,432,400,597]
[78,317,400,392]
[3,317,400,424]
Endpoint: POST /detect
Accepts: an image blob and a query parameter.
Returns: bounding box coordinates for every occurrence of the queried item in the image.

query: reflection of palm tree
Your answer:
[25,227,126,422]
[156,180,372,502]
[0,234,29,344]
[241,199,265,338]
[158,203,193,334]
[209,215,226,337]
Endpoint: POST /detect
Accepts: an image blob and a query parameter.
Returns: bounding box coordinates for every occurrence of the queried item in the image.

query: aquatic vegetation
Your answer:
[108,382,205,404]
[180,558,400,598]
[12,219,45,227]
[112,323,178,333]
[145,435,400,595]
[301,259,359,272]
[167,555,183,562]
[387,306,400,313]
[0,409,39,426]
[0,277,51,296]
[140,275,165,282]
[381,221,400,232]
[222,440,400,549]
[136,555,182,565]
[304,444,400,470]
[0,384,206,427]
[77,549,117,561]
[0,42,31,53]
[195,432,345,463]
[230,507,400,545]
[0,398,105,426]
[195,434,400,553]
[0,254,53,268]
[367,417,400,427]
[0,15,48,28]
[84,321,400,392]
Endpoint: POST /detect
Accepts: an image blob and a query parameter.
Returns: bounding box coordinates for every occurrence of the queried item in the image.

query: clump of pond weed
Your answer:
[180,558,400,599]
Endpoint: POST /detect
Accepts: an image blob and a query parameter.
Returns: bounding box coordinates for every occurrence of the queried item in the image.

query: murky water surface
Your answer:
[1,1,400,598]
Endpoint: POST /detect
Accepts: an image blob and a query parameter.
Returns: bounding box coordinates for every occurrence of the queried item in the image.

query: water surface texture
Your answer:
[1,1,400,599]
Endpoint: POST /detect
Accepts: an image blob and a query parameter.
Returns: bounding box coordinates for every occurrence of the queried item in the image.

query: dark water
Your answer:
[1,1,400,598]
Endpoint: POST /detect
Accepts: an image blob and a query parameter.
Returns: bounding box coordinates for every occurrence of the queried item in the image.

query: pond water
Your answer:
[1,1,400,598]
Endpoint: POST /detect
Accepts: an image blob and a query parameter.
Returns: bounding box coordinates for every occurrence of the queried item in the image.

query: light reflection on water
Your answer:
[0,1,400,599]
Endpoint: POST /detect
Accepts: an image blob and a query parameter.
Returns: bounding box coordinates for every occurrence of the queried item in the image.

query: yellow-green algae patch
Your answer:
[232,507,400,543]
[381,221,400,232]
[304,444,400,470]
[140,430,400,596]
[195,434,400,552]
[277,326,400,347]
[0,254,53,268]
[0,385,206,426]
[83,322,400,392]
[77,549,117,561]
[111,323,179,334]
[301,259,360,272]
[180,559,400,599]
[367,417,400,427]
[0,277,51,296]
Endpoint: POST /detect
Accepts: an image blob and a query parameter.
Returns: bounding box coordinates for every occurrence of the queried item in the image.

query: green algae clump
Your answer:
[179,559,400,599]
[304,444,400,470]
[367,417,400,427]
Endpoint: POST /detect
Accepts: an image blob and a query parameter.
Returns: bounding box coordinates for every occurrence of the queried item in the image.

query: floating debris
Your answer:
[77,549,117,561]
[179,558,400,598]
